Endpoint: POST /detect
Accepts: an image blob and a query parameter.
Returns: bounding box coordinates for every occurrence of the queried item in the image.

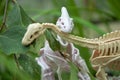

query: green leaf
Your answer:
[0,2,33,54]
[0,53,31,80]
[61,72,70,80]
[18,54,41,80]
[19,6,33,26]
[0,26,28,54]
[29,34,45,54]
[69,62,79,80]
[107,0,120,19]
[45,29,61,51]
[0,0,5,16]
[6,3,33,27]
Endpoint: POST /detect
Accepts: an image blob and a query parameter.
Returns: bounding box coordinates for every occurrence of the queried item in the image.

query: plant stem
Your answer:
[0,0,8,31]
[14,54,20,69]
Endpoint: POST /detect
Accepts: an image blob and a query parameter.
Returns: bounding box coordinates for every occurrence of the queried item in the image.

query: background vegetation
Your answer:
[0,0,120,80]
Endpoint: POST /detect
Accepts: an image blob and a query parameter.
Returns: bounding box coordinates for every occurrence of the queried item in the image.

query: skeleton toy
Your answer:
[22,5,120,80]
[56,7,74,33]
[56,7,74,46]
[55,7,90,79]
[22,7,91,80]
[22,22,120,80]
[36,41,90,80]
[36,41,69,80]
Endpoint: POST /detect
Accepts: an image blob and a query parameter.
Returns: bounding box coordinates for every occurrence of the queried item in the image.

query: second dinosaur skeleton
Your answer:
[56,7,74,46]
[22,23,120,80]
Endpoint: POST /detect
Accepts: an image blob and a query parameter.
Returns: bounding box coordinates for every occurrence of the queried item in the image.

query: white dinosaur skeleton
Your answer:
[56,7,74,46]
[36,41,69,80]
[22,22,120,80]
[29,7,90,80]
[56,7,74,33]
[55,7,90,79]
[36,41,90,80]
[90,30,120,80]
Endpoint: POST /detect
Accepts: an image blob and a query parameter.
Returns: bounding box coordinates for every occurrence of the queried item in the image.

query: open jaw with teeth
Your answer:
[22,23,120,80]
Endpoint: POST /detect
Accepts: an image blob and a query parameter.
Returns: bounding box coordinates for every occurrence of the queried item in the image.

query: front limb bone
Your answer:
[96,66,107,80]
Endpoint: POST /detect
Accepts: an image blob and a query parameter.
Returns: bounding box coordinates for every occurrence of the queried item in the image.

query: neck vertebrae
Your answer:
[42,23,100,49]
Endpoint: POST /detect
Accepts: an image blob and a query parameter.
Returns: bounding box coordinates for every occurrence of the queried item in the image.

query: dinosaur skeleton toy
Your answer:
[22,22,120,80]
[34,7,90,80]
[56,7,74,46]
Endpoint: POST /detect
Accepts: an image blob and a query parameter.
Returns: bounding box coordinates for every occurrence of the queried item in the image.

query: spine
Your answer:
[42,23,100,49]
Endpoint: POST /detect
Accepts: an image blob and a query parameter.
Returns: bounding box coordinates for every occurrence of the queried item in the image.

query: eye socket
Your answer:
[61,22,64,25]
[34,31,39,35]
[30,35,33,39]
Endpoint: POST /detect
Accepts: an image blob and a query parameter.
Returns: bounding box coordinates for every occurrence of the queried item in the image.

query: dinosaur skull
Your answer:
[56,7,74,46]
[56,7,74,33]
[22,23,44,45]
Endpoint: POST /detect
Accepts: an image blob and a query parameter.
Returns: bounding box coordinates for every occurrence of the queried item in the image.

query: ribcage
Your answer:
[95,30,120,56]
[90,30,120,71]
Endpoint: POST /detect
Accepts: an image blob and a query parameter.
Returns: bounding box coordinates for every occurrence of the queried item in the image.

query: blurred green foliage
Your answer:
[0,0,120,80]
